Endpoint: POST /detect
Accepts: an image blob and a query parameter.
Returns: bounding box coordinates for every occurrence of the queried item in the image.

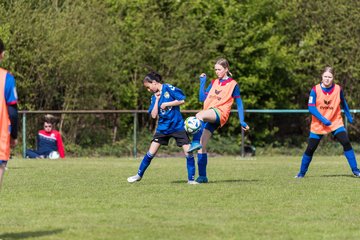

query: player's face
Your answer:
[144,81,158,93]
[44,122,53,133]
[214,64,228,79]
[322,71,333,87]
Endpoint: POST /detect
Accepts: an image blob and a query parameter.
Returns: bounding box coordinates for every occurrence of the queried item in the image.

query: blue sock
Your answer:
[192,120,204,143]
[197,153,207,177]
[299,153,312,176]
[344,149,359,172]
[137,152,154,177]
[186,154,195,181]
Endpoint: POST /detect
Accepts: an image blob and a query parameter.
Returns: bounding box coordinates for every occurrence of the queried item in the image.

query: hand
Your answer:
[154,91,161,100]
[199,73,207,82]
[241,122,250,131]
[160,102,168,110]
[323,119,332,126]
[346,114,353,124]
[10,138,18,148]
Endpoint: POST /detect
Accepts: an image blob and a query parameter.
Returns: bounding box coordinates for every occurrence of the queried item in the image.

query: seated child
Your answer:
[26,114,65,159]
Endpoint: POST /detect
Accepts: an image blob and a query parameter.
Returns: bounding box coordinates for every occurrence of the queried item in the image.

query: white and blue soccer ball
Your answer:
[48,151,60,160]
[184,116,201,134]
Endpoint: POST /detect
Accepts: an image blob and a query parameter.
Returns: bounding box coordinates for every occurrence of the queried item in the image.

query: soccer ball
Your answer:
[184,116,201,134]
[49,151,60,159]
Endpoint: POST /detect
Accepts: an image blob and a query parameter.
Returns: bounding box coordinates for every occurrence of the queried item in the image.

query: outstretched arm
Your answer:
[235,97,249,130]
[340,89,353,123]
[233,85,249,130]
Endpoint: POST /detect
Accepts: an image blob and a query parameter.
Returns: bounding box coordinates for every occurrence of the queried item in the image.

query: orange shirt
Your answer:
[310,84,343,134]
[0,68,11,160]
[203,78,237,127]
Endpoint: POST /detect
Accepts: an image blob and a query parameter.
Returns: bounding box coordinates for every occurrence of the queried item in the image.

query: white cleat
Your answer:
[187,180,199,185]
[127,174,142,183]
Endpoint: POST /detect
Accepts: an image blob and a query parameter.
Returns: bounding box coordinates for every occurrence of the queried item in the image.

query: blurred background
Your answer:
[1,0,360,157]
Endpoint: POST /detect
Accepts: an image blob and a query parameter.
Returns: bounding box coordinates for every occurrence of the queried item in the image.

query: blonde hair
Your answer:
[215,58,232,76]
[322,66,334,76]
[44,114,57,124]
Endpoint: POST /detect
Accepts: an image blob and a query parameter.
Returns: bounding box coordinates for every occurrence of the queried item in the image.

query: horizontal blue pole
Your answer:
[242,109,308,113]
[18,109,360,114]
[231,109,360,114]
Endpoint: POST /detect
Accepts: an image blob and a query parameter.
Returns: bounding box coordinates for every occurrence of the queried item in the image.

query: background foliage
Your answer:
[1,0,360,153]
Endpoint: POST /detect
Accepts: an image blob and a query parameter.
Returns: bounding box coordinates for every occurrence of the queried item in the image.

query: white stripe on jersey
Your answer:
[38,133,57,141]
[308,96,313,104]
[13,87,18,99]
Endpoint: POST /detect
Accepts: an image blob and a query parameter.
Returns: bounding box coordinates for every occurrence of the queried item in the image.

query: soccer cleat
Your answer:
[294,173,305,179]
[196,176,208,183]
[127,174,142,183]
[187,142,202,153]
[187,180,199,185]
[353,170,360,177]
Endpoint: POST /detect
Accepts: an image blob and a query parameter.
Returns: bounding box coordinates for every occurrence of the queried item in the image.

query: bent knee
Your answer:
[195,112,203,121]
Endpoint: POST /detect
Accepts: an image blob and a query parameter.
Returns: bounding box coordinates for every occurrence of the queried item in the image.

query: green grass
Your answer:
[1,155,360,239]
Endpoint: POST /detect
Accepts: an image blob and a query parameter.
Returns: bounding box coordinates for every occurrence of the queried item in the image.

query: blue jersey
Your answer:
[5,72,17,105]
[148,84,186,134]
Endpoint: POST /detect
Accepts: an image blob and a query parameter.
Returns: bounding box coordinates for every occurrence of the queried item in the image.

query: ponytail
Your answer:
[216,58,232,76]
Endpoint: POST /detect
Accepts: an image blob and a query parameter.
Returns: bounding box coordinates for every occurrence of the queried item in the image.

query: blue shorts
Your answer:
[0,160,8,165]
[309,126,346,139]
[204,108,221,133]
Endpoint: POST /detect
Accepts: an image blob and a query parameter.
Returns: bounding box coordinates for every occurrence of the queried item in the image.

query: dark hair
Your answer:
[143,71,163,83]
[215,58,232,76]
[0,38,5,53]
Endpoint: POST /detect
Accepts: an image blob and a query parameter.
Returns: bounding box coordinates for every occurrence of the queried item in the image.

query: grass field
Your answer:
[1,155,360,240]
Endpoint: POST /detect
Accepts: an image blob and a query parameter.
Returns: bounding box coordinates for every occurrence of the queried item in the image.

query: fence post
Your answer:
[133,112,138,159]
[22,112,26,158]
[344,115,348,130]
[241,128,245,157]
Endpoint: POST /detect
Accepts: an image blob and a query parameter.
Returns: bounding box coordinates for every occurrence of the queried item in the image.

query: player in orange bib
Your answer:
[295,66,360,178]
[187,58,250,183]
[0,39,19,190]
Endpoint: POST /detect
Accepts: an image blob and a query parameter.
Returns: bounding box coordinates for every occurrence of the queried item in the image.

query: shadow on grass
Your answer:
[171,179,260,184]
[5,167,36,170]
[0,229,63,239]
[320,174,354,178]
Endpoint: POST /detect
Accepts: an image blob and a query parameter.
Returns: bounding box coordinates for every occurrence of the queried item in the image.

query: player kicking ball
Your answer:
[187,58,249,183]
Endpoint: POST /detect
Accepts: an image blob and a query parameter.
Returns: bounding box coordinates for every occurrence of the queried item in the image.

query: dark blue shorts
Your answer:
[204,108,221,133]
[0,160,8,165]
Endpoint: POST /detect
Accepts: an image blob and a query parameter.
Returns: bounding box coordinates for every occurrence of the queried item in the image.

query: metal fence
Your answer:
[19,109,356,158]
